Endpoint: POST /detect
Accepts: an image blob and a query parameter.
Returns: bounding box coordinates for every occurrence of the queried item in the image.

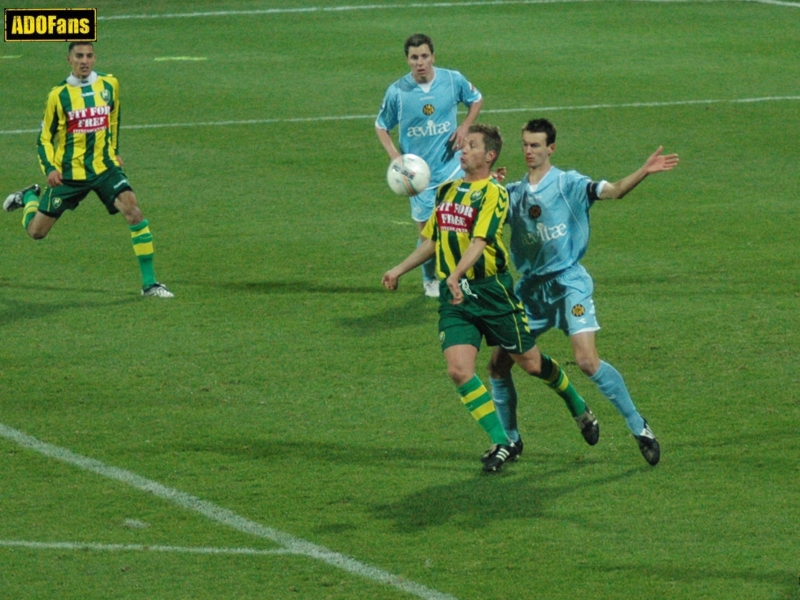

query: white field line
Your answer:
[94,0,799,20]
[0,423,460,600]
[1,95,798,136]
[0,539,296,556]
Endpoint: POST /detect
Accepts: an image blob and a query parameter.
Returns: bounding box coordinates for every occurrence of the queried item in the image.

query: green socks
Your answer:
[129,220,156,288]
[537,354,587,417]
[21,189,40,229]
[458,375,509,445]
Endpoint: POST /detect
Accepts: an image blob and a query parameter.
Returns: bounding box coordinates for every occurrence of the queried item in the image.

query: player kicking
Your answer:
[3,42,173,298]
[489,118,679,465]
[376,34,483,298]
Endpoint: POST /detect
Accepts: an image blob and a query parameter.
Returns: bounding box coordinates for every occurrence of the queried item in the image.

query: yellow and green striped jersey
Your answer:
[422,176,510,281]
[37,71,121,181]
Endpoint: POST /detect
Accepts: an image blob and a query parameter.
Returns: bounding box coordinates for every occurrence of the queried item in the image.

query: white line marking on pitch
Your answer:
[154,56,208,61]
[0,423,460,600]
[94,0,799,20]
[1,95,798,136]
[0,539,297,556]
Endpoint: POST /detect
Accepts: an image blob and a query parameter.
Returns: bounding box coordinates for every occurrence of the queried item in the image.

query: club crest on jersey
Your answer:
[422,104,435,116]
[572,304,585,317]
[470,190,484,203]
[528,205,542,219]
[100,89,110,102]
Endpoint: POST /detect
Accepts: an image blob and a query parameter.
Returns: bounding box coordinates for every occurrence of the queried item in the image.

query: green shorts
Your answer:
[437,271,536,354]
[39,167,133,217]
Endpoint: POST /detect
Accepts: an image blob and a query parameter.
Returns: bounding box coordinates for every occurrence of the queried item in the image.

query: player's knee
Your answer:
[115,192,143,223]
[447,364,473,387]
[574,354,599,377]
[517,358,542,377]
[26,221,50,240]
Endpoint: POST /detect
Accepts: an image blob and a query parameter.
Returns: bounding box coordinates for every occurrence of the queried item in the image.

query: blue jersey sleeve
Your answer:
[562,170,596,209]
[375,84,399,131]
[453,70,482,106]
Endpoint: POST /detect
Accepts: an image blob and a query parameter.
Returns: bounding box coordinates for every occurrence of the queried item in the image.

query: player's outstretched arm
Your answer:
[382,238,436,290]
[600,146,679,200]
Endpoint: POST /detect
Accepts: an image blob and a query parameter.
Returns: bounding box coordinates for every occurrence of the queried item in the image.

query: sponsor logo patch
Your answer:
[436,201,476,234]
[66,105,110,134]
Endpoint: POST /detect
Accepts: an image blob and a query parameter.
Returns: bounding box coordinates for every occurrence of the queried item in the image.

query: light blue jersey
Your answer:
[495,166,650,441]
[376,67,482,192]
[506,167,605,278]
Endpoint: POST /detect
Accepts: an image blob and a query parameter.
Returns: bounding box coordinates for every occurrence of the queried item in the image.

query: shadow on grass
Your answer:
[0,292,139,327]
[595,564,798,596]
[177,438,469,465]
[199,280,387,295]
[0,280,126,295]
[371,462,640,532]
[171,437,641,530]
[338,294,432,332]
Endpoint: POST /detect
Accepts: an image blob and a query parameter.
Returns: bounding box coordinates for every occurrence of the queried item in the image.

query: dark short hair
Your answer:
[68,41,94,53]
[522,118,557,146]
[469,123,503,166]
[404,34,433,56]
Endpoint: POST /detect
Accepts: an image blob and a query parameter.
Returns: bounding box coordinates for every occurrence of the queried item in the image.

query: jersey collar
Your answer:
[67,71,98,87]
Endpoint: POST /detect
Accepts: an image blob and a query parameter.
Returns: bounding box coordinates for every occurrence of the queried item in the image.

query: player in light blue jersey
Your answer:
[490,118,678,465]
[376,34,483,298]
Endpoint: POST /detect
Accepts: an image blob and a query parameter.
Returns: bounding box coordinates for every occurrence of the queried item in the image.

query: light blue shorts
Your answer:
[515,264,600,339]
[410,187,436,222]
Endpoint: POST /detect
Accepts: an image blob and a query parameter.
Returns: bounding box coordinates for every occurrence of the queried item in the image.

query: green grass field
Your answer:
[1,1,799,598]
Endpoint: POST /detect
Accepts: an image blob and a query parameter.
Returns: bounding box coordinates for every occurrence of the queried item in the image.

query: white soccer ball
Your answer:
[386,154,431,196]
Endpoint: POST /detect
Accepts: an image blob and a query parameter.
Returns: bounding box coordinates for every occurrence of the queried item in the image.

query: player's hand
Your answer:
[47,170,62,188]
[644,147,679,174]
[382,270,400,291]
[116,155,125,167]
[491,166,507,183]
[449,123,470,151]
[446,275,463,305]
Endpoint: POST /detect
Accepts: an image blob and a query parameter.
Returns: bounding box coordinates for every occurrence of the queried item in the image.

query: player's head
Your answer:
[522,118,557,145]
[67,42,96,79]
[463,123,503,171]
[405,34,435,83]
[404,34,433,56]
[68,41,93,53]
[521,119,556,170]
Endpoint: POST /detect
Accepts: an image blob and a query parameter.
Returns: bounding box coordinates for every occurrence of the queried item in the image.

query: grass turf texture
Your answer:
[1,1,799,599]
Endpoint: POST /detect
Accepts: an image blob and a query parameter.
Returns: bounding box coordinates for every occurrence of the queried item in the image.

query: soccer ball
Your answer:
[386,154,431,196]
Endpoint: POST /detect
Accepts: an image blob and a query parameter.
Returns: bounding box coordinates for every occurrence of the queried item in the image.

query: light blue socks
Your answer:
[589,361,645,434]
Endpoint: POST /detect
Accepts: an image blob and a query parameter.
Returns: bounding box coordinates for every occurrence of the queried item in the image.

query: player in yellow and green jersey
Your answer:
[383,124,599,473]
[2,42,173,298]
